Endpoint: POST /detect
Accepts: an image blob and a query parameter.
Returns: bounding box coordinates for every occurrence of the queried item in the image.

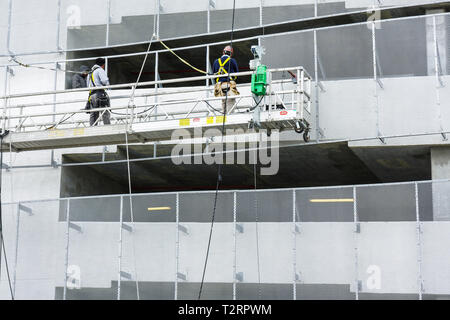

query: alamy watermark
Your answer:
[171,128,280,176]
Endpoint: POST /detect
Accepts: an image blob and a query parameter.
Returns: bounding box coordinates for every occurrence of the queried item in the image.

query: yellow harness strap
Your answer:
[216,57,232,83]
[88,71,95,102]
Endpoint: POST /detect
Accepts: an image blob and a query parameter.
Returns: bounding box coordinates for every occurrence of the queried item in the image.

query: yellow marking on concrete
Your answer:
[179,119,190,126]
[73,128,85,136]
[48,129,65,138]
[216,116,226,123]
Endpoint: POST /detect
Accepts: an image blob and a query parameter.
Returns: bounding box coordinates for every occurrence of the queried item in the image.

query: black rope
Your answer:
[110,105,156,116]
[253,160,261,300]
[0,130,14,300]
[11,57,83,74]
[198,0,237,300]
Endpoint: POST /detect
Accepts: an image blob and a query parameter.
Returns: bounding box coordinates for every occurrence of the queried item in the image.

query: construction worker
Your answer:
[72,65,91,114]
[213,45,240,114]
[87,58,111,126]
[72,65,90,89]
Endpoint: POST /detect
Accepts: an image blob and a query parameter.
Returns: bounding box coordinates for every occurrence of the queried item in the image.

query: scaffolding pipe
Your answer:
[4,78,294,111]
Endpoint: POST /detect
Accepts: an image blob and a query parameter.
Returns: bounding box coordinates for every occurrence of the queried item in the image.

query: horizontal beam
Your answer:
[1,1,448,58]
[0,67,307,100]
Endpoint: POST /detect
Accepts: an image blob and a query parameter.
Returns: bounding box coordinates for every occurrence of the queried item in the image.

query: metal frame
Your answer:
[117,195,123,300]
[175,192,180,300]
[2,128,450,170]
[353,186,360,300]
[414,182,424,299]
[3,178,449,212]
[2,11,449,69]
[1,67,312,140]
[233,191,237,300]
[63,199,70,300]
[432,15,447,141]
[1,1,445,58]
[372,20,384,143]
[2,179,445,300]
[292,189,297,300]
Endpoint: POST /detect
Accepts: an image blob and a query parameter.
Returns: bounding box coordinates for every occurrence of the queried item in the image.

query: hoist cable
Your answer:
[198,0,237,300]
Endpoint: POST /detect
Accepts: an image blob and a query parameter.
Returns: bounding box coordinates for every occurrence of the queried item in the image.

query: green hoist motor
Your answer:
[251,64,267,96]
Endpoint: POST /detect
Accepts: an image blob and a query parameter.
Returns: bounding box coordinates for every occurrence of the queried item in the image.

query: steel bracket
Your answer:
[178,224,189,235]
[18,203,32,215]
[120,271,132,280]
[122,223,133,232]
[69,222,82,233]
[177,272,187,281]
[1,162,10,171]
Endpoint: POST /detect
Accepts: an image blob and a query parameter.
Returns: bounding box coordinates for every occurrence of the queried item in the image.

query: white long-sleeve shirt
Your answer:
[88,64,110,88]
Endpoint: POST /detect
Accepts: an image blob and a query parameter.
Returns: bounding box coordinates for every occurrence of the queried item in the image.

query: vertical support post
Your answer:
[50,62,59,166]
[259,0,263,27]
[106,0,111,47]
[175,193,179,300]
[154,0,160,122]
[206,45,210,95]
[206,0,211,96]
[52,63,58,120]
[6,0,13,55]
[12,202,20,297]
[414,182,424,300]
[207,0,211,34]
[353,186,359,300]
[56,0,62,51]
[258,0,263,47]
[314,30,320,142]
[63,199,70,300]
[296,68,301,120]
[300,69,305,120]
[2,67,9,134]
[105,0,111,75]
[372,21,382,141]
[117,195,123,300]
[156,0,161,38]
[292,189,297,300]
[432,16,446,140]
[154,52,159,120]
[232,192,237,300]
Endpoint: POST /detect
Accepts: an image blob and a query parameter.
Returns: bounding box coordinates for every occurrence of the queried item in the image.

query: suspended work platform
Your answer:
[1,67,312,152]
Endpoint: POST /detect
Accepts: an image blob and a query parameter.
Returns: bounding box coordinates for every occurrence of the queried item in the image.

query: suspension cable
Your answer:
[254,156,262,300]
[120,1,158,300]
[198,0,237,300]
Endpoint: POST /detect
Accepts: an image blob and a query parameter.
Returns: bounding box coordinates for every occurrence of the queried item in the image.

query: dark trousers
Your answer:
[89,91,111,126]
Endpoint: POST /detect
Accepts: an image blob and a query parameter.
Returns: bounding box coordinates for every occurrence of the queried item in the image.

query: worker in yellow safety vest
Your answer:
[213,45,240,114]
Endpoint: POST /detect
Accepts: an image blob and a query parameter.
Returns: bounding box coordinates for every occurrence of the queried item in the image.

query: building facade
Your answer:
[0,0,450,299]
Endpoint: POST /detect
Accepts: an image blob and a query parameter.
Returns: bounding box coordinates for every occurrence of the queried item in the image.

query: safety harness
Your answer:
[88,67,99,102]
[216,57,236,83]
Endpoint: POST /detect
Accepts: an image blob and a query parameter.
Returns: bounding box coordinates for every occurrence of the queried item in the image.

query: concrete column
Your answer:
[426,9,446,76]
[431,147,450,220]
